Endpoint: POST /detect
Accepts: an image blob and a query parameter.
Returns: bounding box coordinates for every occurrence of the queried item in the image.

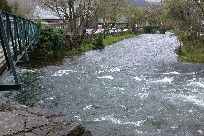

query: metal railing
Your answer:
[0,11,38,90]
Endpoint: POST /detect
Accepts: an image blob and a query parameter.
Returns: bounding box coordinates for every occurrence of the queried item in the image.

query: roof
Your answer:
[34,6,60,19]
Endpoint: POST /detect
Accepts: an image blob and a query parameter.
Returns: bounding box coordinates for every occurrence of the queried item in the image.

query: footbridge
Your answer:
[0,11,38,91]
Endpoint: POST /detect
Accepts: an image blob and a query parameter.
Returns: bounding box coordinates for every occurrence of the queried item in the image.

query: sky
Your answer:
[146,0,161,2]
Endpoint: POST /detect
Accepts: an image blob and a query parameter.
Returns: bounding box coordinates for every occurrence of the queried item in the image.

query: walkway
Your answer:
[0,99,92,136]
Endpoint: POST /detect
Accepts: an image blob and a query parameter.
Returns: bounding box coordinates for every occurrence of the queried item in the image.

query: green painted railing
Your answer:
[0,11,38,90]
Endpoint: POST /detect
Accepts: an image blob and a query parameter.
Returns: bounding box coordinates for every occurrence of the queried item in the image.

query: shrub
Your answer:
[36,19,42,30]
[143,26,158,34]
[37,25,65,55]
[93,34,104,49]
[138,28,145,34]
[159,28,166,34]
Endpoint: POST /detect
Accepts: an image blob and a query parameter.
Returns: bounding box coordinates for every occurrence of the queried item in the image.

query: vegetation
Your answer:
[94,0,128,23]
[36,25,135,57]
[80,34,135,52]
[0,0,12,13]
[66,34,136,55]
[125,6,144,31]
[176,42,204,63]
[143,26,158,34]
[37,0,135,49]
[162,0,204,62]
[93,34,105,49]
[37,0,96,49]
[3,0,202,63]
[37,25,65,55]
[5,0,37,19]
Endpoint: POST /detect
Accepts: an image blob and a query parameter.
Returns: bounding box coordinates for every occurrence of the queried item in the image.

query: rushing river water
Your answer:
[2,34,204,136]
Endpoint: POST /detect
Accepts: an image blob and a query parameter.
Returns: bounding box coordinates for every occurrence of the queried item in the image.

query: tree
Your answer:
[7,0,37,18]
[38,0,96,49]
[0,0,12,13]
[94,0,128,24]
[125,6,144,31]
[145,3,164,26]
[163,0,203,41]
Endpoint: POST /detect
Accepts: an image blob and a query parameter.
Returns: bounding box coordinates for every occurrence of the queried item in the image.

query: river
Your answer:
[2,34,204,136]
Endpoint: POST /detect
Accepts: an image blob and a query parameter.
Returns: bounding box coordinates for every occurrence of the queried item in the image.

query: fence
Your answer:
[0,11,38,90]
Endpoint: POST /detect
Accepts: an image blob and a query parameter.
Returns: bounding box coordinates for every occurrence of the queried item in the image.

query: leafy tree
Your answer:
[145,3,164,26]
[37,25,65,55]
[7,0,37,19]
[93,34,104,49]
[125,6,144,31]
[38,0,96,49]
[163,0,203,41]
[94,0,128,23]
[0,0,12,13]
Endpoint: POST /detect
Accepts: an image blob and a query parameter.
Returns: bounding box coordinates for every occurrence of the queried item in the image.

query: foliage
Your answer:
[159,28,166,34]
[176,42,204,63]
[49,34,135,56]
[94,0,128,23]
[103,34,135,45]
[145,3,164,26]
[143,26,158,34]
[8,0,36,19]
[163,0,204,63]
[0,0,12,13]
[138,28,145,34]
[93,34,105,49]
[37,25,65,55]
[11,1,22,17]
[80,44,95,52]
[80,34,135,53]
[125,6,144,31]
[36,19,42,29]
[39,0,95,49]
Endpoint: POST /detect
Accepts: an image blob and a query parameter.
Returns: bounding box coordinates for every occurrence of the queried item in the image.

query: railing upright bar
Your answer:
[7,14,18,61]
[0,13,10,70]
[0,11,39,90]
[17,17,23,54]
[13,15,19,55]
[0,12,19,84]
[22,18,29,61]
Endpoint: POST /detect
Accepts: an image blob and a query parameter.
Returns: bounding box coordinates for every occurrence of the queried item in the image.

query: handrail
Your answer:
[0,11,39,90]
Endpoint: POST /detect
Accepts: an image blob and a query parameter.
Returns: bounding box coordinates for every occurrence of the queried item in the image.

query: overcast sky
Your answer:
[146,0,161,2]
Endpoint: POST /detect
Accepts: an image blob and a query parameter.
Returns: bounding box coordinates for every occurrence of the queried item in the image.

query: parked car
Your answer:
[123,29,128,32]
[86,29,94,34]
[109,28,118,33]
[109,29,115,33]
[94,29,104,34]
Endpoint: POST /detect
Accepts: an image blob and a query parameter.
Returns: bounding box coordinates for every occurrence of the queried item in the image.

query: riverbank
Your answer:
[175,41,204,63]
[0,99,92,136]
[67,33,136,55]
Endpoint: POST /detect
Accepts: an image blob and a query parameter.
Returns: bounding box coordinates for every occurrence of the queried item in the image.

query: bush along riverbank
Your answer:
[36,25,136,57]
[174,29,204,63]
[79,33,136,53]
[176,41,204,63]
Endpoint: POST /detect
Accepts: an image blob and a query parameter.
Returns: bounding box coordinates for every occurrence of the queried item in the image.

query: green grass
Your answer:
[176,42,204,63]
[35,34,136,59]
[80,34,136,52]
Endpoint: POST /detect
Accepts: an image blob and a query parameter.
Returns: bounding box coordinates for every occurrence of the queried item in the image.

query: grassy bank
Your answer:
[69,33,136,55]
[176,41,204,63]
